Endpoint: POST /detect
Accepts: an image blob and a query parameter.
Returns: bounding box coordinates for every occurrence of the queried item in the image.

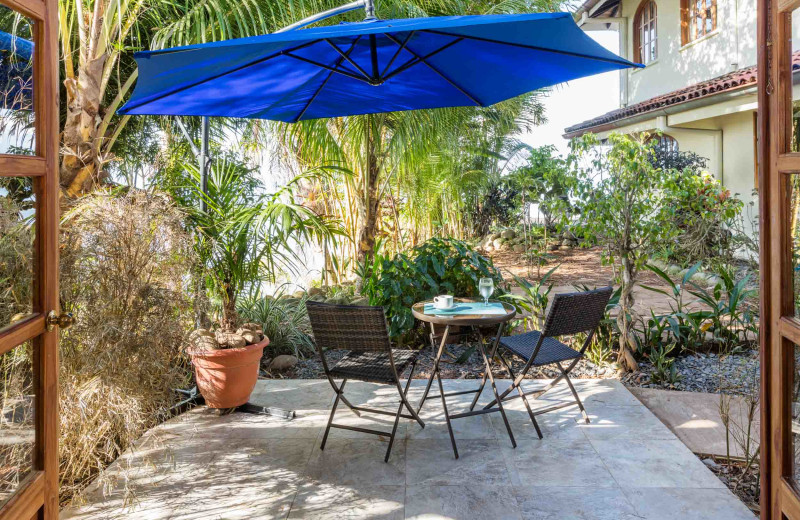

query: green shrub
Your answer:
[361,238,504,341]
[660,171,743,267]
[237,290,315,358]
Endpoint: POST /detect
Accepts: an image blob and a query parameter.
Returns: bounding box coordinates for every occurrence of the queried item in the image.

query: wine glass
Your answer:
[479,278,494,307]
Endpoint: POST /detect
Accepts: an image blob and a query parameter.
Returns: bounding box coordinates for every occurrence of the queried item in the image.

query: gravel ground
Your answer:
[289,342,759,395]
[704,456,760,515]
[621,351,760,396]
[291,341,633,381]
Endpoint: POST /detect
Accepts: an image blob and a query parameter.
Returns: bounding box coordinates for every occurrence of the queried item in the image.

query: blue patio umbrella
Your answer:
[118,11,641,122]
[0,30,33,110]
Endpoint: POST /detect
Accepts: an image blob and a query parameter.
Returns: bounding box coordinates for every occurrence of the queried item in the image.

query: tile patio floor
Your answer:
[60,379,755,520]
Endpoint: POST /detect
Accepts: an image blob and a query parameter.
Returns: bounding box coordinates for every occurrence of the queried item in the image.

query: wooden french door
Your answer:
[0,0,59,518]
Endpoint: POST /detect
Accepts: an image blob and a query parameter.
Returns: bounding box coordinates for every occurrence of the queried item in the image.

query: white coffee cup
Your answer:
[433,295,454,309]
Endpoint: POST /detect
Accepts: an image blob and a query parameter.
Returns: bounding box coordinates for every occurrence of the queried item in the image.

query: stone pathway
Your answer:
[61,379,754,520]
[629,388,760,459]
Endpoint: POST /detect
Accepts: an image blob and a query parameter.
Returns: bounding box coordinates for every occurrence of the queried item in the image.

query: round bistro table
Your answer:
[411,298,516,458]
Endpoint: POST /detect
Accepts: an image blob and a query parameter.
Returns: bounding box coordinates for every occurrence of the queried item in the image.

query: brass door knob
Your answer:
[46,311,75,331]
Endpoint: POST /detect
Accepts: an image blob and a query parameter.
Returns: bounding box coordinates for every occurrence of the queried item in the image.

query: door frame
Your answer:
[0,0,59,518]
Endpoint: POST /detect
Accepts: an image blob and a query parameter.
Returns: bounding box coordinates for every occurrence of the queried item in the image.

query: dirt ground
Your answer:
[487,246,686,316]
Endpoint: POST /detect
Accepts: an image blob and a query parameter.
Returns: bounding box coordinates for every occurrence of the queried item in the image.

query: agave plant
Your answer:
[501,265,558,332]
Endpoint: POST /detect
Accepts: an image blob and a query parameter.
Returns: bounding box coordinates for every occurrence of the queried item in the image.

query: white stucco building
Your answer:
[563,0,791,222]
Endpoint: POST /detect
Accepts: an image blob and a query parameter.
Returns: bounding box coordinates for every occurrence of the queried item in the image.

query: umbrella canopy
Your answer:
[119,12,641,122]
[0,30,33,110]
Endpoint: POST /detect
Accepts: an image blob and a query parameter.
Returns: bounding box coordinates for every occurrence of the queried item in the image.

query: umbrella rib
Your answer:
[324,38,372,81]
[421,29,636,67]
[294,38,362,122]
[381,36,463,82]
[379,31,414,79]
[283,52,375,84]
[384,33,481,106]
[120,39,323,113]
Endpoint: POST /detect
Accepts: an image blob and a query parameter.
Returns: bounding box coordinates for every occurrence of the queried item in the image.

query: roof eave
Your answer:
[562,83,758,139]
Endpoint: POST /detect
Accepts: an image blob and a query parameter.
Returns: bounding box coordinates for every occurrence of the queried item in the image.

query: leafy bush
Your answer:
[237,290,315,358]
[469,180,519,237]
[361,238,504,340]
[660,171,743,267]
[646,343,681,386]
[640,262,758,355]
[58,191,198,502]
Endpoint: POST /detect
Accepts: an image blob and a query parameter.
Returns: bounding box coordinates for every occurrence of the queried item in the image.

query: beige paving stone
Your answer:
[591,439,727,489]
[288,483,405,519]
[622,487,756,519]
[501,438,616,488]
[60,379,753,520]
[405,485,521,520]
[513,486,640,520]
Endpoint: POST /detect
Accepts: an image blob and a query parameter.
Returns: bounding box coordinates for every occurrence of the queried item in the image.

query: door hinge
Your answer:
[46,311,75,331]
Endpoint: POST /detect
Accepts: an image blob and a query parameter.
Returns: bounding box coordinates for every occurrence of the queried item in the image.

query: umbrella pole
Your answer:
[178,0,377,420]
[200,116,210,212]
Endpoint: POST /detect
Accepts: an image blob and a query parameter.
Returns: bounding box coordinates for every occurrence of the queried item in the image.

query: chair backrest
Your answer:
[305,300,392,353]
[541,286,613,338]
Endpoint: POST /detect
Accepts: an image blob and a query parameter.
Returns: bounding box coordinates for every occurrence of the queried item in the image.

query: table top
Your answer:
[411,298,516,326]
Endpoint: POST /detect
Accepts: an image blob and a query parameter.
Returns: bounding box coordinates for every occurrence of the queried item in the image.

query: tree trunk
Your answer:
[356,115,380,266]
[60,54,109,198]
[220,282,238,331]
[616,254,639,371]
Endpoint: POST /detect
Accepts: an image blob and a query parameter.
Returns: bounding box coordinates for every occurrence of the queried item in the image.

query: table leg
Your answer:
[475,326,516,448]
[468,326,503,411]
[416,323,449,415]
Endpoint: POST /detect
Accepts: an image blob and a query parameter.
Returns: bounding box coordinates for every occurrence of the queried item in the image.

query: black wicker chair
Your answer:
[306,301,425,462]
[478,287,613,439]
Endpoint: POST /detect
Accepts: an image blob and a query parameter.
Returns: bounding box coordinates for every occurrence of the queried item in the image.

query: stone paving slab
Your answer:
[61,379,754,519]
[629,387,760,458]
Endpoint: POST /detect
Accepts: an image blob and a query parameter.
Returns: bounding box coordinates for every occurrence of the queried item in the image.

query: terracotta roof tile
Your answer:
[563,54,800,137]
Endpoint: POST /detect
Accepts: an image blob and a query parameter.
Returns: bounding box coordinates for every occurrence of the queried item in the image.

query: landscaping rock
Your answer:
[492,238,504,249]
[489,232,501,241]
[240,323,261,332]
[512,244,526,253]
[292,290,306,298]
[500,229,515,240]
[307,287,324,297]
[215,332,246,349]
[350,297,370,306]
[189,328,214,344]
[269,354,298,371]
[240,331,260,344]
[192,336,220,351]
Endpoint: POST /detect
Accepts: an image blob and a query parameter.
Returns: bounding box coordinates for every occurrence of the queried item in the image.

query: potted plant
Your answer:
[180,157,337,409]
[187,323,270,409]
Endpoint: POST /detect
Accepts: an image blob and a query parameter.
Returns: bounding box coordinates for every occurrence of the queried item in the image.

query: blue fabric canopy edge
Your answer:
[119,12,642,122]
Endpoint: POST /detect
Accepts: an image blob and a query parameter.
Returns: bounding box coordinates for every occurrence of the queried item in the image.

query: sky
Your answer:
[519,30,620,157]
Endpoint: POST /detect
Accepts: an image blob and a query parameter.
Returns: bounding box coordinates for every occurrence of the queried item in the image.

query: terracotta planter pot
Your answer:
[188,337,269,409]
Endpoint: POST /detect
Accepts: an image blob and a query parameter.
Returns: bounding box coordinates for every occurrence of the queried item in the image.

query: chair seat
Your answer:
[499,331,582,366]
[330,349,417,383]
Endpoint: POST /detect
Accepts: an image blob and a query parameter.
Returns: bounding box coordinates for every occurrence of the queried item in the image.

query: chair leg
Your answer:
[499,352,543,439]
[399,360,425,429]
[385,399,404,463]
[559,363,589,424]
[321,379,347,450]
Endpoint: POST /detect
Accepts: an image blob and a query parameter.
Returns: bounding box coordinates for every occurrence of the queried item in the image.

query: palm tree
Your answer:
[182,157,340,329]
